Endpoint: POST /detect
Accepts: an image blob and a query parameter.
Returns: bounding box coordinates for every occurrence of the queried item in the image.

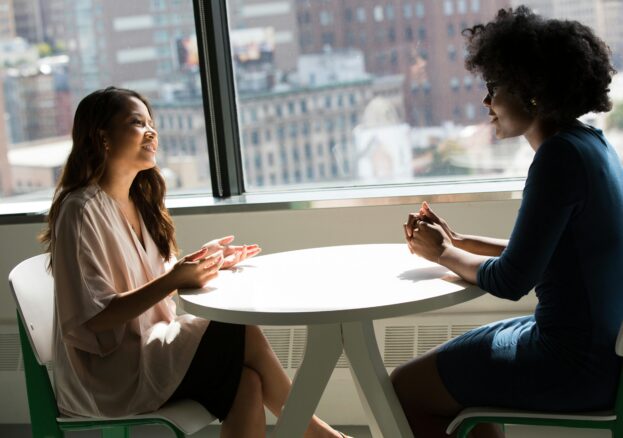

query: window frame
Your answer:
[0,0,528,222]
[193,0,245,197]
[193,0,526,203]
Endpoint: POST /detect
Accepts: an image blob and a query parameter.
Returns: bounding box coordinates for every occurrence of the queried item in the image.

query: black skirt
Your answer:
[167,321,246,421]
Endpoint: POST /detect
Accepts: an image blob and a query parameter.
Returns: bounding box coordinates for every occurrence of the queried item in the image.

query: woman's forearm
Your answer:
[452,234,508,257]
[438,245,490,284]
[85,272,177,332]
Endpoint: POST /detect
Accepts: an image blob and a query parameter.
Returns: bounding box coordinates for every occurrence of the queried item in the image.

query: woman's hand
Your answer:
[403,218,452,264]
[406,201,460,244]
[202,235,262,269]
[168,246,224,289]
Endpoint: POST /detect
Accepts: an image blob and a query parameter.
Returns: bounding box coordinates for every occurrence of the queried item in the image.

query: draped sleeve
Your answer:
[53,196,124,356]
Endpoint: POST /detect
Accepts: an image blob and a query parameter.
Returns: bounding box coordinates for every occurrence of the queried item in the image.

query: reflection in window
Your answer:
[458,0,468,15]
[374,6,384,22]
[386,5,395,21]
[0,0,211,202]
[319,10,333,26]
[403,4,413,19]
[444,0,454,16]
[356,7,366,23]
[448,23,455,37]
[416,2,425,18]
[5,0,623,203]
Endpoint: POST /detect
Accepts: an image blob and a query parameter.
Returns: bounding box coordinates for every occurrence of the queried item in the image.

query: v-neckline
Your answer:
[99,187,147,252]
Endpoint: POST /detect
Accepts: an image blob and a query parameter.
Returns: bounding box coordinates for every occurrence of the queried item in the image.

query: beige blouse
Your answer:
[52,185,209,418]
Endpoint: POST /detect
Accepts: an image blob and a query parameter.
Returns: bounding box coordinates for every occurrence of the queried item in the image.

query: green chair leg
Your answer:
[17,316,64,438]
[458,420,478,438]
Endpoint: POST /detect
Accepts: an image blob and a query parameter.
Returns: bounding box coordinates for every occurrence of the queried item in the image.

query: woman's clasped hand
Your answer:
[403,201,454,264]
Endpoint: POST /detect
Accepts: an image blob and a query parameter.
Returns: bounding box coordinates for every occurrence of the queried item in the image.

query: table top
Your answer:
[178,244,486,325]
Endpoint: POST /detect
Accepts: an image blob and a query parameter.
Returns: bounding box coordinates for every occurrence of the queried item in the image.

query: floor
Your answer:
[0,424,612,437]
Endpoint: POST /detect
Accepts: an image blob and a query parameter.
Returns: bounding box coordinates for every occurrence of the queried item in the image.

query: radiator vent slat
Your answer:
[262,328,291,368]
[416,325,450,356]
[383,326,415,367]
[290,328,307,369]
[0,322,496,377]
[450,325,480,339]
[0,333,21,372]
[336,352,349,368]
[288,328,348,369]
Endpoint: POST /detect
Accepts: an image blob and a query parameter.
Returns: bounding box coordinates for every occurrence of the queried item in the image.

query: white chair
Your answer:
[446,323,623,437]
[9,253,216,438]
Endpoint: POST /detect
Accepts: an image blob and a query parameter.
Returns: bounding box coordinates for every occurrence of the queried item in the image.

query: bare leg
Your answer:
[390,350,504,438]
[221,366,266,438]
[243,325,345,438]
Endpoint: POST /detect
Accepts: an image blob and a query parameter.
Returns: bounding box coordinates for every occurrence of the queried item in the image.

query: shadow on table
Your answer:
[397,266,459,283]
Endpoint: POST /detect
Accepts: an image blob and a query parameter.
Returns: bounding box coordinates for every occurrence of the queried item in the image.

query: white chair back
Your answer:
[8,254,54,365]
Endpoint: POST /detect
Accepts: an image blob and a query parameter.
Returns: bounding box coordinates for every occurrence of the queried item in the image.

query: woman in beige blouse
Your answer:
[40,87,348,438]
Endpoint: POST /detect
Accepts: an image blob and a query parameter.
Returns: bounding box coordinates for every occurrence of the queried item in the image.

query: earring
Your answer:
[530,97,537,106]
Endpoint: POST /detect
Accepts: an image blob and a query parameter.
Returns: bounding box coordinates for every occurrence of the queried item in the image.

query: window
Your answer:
[403,4,413,19]
[405,26,414,41]
[0,0,210,204]
[346,30,356,46]
[448,44,457,61]
[444,0,454,16]
[450,77,460,91]
[374,6,384,22]
[386,5,395,21]
[322,32,334,46]
[319,10,333,26]
[344,8,353,23]
[465,103,476,120]
[448,23,455,37]
[388,28,396,43]
[464,75,473,89]
[416,2,425,18]
[5,0,623,208]
[356,7,366,23]
[457,0,467,14]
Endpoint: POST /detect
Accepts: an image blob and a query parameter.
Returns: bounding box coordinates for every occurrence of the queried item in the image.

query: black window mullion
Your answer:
[193,0,244,197]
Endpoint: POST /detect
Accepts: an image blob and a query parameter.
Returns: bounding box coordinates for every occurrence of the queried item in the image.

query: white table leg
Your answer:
[271,323,343,438]
[342,320,414,438]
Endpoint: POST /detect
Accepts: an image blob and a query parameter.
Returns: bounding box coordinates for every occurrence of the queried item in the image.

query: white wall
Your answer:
[0,198,533,324]
[0,198,544,427]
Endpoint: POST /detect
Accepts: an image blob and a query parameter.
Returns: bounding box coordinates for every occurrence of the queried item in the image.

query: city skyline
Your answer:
[1,0,623,201]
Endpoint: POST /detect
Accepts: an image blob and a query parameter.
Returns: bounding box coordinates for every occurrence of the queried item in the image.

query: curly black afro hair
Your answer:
[463,5,616,124]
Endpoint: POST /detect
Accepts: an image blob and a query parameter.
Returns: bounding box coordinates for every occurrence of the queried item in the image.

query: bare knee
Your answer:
[246,325,266,343]
[244,325,272,362]
[389,353,461,417]
[238,366,263,403]
[391,363,421,412]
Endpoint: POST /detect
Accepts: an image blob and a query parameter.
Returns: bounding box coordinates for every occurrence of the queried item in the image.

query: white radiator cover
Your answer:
[0,312,523,425]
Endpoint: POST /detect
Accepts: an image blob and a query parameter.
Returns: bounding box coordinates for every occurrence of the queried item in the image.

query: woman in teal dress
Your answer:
[391,6,623,438]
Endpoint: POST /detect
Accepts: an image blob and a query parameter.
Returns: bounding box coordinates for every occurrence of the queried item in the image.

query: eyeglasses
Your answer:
[485,81,499,98]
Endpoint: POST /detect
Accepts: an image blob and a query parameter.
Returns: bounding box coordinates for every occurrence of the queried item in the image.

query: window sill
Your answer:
[0,177,525,225]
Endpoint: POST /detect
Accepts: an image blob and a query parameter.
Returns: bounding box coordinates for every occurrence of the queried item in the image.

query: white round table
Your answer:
[179,244,486,438]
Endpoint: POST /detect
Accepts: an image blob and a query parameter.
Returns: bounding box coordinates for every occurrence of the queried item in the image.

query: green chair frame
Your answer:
[11,254,215,438]
[18,311,194,438]
[447,324,623,437]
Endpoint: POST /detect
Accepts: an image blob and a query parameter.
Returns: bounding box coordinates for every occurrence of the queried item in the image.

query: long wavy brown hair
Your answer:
[40,86,178,265]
